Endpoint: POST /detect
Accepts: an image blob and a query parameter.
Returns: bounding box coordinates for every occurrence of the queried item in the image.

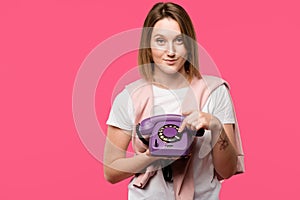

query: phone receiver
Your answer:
[138,114,184,135]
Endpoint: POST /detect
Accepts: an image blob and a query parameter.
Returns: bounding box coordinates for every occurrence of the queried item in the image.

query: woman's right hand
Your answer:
[103,126,162,183]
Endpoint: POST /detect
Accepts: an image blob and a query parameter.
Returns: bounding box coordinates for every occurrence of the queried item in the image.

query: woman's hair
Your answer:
[138,2,201,81]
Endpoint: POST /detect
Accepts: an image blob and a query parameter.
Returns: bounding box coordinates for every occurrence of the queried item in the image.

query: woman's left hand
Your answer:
[178,110,221,132]
[178,110,238,179]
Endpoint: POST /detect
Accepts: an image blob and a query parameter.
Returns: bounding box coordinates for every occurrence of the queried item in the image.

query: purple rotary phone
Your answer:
[136,114,205,157]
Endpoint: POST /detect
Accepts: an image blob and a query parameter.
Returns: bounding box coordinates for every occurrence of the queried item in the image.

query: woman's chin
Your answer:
[156,64,182,75]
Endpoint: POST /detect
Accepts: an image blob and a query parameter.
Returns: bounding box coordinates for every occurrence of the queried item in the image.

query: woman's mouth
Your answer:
[163,58,178,65]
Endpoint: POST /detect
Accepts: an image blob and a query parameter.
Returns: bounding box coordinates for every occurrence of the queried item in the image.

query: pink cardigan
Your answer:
[126,75,244,200]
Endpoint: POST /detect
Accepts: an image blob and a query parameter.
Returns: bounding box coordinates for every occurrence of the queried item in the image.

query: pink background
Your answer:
[1,0,299,199]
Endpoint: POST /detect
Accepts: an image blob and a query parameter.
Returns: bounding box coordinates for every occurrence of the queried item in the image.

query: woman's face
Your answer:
[150,18,187,76]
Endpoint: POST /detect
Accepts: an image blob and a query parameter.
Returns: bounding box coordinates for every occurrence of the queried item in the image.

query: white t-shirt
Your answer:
[107,84,235,200]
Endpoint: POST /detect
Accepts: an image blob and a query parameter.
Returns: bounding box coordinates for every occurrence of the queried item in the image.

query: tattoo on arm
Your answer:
[217,133,229,151]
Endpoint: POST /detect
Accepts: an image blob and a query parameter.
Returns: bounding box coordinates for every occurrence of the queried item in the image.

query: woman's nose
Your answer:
[166,44,175,57]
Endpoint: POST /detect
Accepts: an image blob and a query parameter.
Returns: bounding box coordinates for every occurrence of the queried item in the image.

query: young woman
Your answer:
[104,2,244,200]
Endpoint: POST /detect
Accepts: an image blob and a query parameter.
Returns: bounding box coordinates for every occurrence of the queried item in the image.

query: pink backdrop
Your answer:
[1,0,299,199]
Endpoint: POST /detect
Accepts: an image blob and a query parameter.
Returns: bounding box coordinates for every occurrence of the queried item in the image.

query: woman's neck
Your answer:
[153,68,190,89]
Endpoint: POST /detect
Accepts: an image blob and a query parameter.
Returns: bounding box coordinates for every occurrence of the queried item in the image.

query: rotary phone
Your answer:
[136,114,205,157]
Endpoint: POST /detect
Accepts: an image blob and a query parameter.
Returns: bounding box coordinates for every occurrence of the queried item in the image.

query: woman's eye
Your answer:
[155,38,166,45]
[175,37,183,44]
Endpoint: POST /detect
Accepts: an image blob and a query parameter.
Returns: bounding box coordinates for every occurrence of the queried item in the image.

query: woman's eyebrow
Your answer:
[152,33,183,38]
[152,33,164,38]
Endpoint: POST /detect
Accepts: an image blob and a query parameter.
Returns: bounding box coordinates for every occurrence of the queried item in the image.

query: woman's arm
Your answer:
[178,111,238,179]
[209,118,238,179]
[103,125,159,184]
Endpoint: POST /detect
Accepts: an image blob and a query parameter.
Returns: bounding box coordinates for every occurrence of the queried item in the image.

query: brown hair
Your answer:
[138,2,201,81]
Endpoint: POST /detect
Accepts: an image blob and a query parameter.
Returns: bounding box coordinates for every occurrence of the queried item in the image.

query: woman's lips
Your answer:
[163,59,178,65]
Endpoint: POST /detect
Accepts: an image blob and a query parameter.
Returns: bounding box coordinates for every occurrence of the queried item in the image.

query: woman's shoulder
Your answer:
[190,75,229,94]
[192,75,229,88]
[112,88,131,104]
[125,78,152,94]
